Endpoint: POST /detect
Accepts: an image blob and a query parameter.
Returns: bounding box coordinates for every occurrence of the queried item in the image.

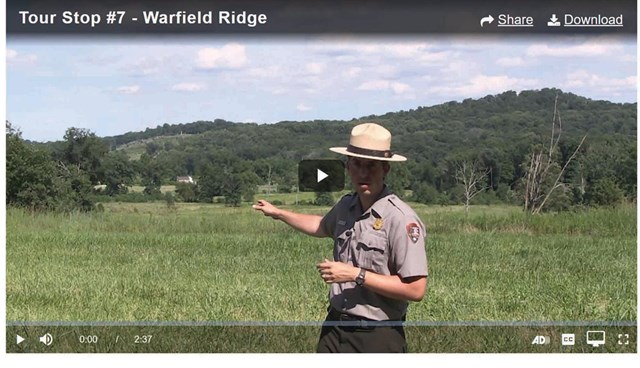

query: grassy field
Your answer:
[5,202,637,351]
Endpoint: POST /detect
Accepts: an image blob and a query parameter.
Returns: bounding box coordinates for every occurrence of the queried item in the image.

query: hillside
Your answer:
[12,88,634,213]
[25,88,634,209]
[107,88,635,164]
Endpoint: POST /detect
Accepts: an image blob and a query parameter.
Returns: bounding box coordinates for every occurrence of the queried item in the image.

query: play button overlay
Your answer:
[298,160,344,192]
[17,335,25,345]
[317,169,329,183]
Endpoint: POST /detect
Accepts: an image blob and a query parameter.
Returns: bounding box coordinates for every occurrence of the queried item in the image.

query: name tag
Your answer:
[338,220,346,226]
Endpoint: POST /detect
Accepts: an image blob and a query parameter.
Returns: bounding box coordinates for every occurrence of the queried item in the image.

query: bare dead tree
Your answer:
[523,95,587,214]
[455,160,490,216]
[266,163,272,196]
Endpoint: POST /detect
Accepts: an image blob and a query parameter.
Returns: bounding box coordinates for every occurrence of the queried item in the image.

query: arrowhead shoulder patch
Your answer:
[406,223,421,243]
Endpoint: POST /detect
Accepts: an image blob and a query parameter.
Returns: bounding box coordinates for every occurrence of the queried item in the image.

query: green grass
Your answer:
[129,185,177,194]
[6,203,636,324]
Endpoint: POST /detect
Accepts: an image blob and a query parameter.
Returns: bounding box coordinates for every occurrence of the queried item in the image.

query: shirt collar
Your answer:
[348,185,393,210]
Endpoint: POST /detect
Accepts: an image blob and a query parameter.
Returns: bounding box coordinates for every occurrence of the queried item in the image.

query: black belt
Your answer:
[331,309,371,322]
[328,308,406,327]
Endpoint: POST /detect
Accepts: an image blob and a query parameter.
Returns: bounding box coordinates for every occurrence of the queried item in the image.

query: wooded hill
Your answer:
[105,88,636,163]
[11,88,636,211]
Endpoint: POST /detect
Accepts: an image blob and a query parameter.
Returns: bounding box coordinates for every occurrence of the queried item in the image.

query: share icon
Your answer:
[480,15,494,27]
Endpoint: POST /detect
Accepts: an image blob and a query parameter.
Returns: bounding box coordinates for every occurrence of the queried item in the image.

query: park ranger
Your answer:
[253,122,428,353]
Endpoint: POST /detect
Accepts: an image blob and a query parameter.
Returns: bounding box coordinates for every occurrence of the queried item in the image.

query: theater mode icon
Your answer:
[586,331,605,347]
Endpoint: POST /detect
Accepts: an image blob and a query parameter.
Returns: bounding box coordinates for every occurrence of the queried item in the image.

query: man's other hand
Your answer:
[316,259,359,284]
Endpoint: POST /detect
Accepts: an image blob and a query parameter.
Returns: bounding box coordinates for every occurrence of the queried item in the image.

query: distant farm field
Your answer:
[6,203,636,323]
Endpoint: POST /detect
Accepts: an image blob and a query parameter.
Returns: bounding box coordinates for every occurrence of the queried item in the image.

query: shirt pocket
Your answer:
[354,232,388,272]
[334,229,353,262]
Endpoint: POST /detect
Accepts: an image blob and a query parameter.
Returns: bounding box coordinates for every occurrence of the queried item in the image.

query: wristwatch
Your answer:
[355,268,367,286]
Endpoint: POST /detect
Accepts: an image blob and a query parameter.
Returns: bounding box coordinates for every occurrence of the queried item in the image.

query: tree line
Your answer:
[7,88,636,212]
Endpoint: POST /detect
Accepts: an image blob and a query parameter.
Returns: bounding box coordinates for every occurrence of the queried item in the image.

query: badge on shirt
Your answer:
[373,218,383,230]
[406,223,420,243]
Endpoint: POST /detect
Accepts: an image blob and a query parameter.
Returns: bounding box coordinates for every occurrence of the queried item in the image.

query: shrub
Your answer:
[314,192,334,206]
[411,183,441,205]
[584,178,624,207]
[175,182,199,202]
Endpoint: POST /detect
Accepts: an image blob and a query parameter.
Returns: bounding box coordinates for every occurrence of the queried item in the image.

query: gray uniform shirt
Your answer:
[320,186,428,320]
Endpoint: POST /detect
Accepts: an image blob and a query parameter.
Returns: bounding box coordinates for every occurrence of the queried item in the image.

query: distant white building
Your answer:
[176,175,195,184]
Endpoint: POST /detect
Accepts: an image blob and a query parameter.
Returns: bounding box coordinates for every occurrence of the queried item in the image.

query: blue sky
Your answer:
[6,35,636,142]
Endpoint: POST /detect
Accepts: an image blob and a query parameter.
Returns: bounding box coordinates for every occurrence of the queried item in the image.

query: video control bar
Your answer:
[7,323,637,353]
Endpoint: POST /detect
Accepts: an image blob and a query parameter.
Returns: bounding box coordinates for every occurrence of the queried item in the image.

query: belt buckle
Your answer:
[340,313,372,329]
[339,313,354,322]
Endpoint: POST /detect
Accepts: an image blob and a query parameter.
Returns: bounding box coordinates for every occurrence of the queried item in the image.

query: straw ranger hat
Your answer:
[330,123,407,162]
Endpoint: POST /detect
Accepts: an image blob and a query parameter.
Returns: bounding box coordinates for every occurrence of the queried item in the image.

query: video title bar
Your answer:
[6,0,637,35]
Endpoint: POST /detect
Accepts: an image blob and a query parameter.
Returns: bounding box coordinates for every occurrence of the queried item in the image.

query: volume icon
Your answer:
[39,333,53,346]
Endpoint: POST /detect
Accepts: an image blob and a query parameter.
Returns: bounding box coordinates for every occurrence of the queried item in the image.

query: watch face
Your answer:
[356,269,366,285]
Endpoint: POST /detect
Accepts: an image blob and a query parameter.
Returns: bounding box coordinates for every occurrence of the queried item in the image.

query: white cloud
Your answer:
[117,85,141,95]
[362,64,398,78]
[196,43,247,69]
[357,80,391,91]
[297,103,312,112]
[390,83,412,94]
[526,42,622,57]
[271,87,288,95]
[306,62,326,74]
[357,80,413,95]
[416,50,454,64]
[351,42,441,60]
[6,48,37,66]
[621,54,636,62]
[343,67,362,78]
[382,43,429,58]
[432,75,539,96]
[171,83,205,92]
[564,70,636,91]
[441,60,476,76]
[312,40,449,62]
[496,57,526,67]
[564,70,592,87]
[247,66,282,78]
[127,57,162,75]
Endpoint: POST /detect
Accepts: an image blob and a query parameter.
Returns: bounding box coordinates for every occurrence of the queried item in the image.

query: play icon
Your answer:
[298,160,344,192]
[317,169,329,183]
[17,335,25,345]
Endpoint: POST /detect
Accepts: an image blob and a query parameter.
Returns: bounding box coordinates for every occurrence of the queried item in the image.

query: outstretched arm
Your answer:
[253,199,328,238]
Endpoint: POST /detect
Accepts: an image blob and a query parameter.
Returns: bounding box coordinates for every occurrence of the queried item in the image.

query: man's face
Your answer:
[346,157,390,197]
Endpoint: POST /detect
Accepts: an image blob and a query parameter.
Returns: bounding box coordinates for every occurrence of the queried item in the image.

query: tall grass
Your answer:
[6,203,636,323]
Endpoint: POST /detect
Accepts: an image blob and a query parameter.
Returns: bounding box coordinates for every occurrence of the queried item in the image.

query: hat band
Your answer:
[347,144,393,159]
